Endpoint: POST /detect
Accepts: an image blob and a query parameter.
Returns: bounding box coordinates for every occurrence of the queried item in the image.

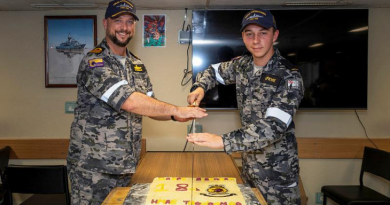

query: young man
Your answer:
[67,0,207,204]
[187,9,304,204]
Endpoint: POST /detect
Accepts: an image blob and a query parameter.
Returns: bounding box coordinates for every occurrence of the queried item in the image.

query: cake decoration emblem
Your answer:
[200,184,237,197]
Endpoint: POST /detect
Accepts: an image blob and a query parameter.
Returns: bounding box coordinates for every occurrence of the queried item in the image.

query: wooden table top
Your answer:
[130,152,243,185]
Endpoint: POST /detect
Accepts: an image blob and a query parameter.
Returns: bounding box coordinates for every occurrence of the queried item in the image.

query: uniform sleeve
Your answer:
[222,72,304,154]
[144,70,155,99]
[79,57,135,112]
[191,60,237,92]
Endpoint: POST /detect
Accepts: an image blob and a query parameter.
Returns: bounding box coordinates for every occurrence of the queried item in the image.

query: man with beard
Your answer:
[66,0,207,204]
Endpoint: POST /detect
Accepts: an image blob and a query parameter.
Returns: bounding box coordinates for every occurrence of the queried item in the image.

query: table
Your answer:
[102,152,267,205]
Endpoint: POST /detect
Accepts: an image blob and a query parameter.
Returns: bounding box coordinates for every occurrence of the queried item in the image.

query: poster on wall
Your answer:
[143,14,166,47]
[44,16,97,87]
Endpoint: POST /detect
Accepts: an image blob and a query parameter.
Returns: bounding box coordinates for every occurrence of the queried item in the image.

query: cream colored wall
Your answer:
[1,8,389,205]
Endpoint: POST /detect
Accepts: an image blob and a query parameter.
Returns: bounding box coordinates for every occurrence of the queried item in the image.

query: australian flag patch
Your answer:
[287,79,300,90]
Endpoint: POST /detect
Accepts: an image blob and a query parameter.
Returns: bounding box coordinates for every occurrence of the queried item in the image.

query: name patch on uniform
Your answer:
[132,64,145,72]
[88,58,104,69]
[88,47,104,54]
[260,74,281,86]
[287,79,300,90]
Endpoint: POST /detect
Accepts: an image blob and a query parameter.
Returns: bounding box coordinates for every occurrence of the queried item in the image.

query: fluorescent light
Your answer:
[284,1,351,6]
[192,40,219,45]
[273,42,279,45]
[309,43,324,48]
[30,4,98,8]
[349,26,368,32]
[63,4,99,8]
[287,53,296,56]
[30,4,61,8]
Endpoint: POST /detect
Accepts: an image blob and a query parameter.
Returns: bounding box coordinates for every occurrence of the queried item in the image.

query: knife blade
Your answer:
[190,102,197,204]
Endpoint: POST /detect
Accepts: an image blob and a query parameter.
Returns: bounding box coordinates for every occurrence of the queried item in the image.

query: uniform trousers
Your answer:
[67,164,132,205]
[244,177,301,205]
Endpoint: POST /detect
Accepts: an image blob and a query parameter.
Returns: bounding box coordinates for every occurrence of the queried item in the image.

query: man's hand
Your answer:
[186,133,224,149]
[187,87,205,106]
[174,106,207,121]
[122,92,207,121]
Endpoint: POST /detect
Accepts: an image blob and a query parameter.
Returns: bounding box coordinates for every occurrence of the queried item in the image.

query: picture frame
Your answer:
[44,16,97,87]
[143,14,166,47]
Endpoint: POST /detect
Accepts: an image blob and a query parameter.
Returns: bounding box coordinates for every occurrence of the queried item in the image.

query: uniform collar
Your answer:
[243,47,281,75]
[262,48,281,72]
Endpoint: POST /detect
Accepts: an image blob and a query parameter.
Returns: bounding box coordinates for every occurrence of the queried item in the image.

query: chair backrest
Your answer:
[0,146,10,174]
[4,165,70,204]
[359,146,390,186]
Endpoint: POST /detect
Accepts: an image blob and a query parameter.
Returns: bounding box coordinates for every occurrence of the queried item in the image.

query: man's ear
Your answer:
[273,29,279,42]
[103,19,108,30]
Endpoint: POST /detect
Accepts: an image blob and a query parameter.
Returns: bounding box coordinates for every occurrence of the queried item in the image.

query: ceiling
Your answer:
[1,0,390,11]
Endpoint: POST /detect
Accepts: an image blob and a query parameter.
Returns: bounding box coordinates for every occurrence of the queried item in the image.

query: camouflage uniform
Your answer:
[191,49,304,205]
[67,39,154,205]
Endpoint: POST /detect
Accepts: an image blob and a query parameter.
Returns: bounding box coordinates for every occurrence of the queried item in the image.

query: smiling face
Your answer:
[103,14,136,47]
[242,24,279,66]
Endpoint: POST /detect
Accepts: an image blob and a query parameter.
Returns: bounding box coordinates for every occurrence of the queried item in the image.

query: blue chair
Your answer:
[321,146,390,205]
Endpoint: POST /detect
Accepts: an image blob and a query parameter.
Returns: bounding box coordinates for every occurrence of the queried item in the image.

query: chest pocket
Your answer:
[258,83,278,106]
[255,73,282,110]
[130,63,150,94]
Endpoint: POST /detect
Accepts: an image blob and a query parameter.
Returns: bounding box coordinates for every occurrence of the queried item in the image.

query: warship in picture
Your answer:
[56,33,86,58]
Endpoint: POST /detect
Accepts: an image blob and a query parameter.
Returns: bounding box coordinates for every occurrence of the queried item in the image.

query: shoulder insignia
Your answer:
[88,47,104,54]
[280,58,298,71]
[130,51,141,60]
[88,58,104,69]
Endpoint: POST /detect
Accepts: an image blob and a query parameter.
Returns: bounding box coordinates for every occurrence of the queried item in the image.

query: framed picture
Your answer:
[143,14,166,47]
[44,16,97,87]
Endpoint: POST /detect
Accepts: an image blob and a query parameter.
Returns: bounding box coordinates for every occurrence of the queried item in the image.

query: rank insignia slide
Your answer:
[88,47,104,54]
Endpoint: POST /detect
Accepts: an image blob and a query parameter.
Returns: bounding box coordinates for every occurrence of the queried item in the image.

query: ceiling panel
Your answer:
[0,0,389,11]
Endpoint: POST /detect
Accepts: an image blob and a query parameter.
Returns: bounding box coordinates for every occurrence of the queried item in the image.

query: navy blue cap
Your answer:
[105,0,139,20]
[241,9,277,32]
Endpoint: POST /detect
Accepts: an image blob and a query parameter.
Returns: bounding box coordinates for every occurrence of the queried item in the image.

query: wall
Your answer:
[1,8,390,205]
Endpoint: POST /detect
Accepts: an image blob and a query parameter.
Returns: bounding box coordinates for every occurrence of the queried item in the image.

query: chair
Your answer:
[0,146,11,205]
[0,146,10,175]
[321,146,390,205]
[4,165,70,205]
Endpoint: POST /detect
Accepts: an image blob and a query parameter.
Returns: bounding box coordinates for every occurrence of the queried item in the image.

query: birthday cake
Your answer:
[145,177,247,205]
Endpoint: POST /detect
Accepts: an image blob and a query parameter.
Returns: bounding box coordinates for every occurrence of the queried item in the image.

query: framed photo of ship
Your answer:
[44,16,97,87]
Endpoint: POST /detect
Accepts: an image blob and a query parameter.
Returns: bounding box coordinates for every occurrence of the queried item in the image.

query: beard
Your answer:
[107,30,132,47]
